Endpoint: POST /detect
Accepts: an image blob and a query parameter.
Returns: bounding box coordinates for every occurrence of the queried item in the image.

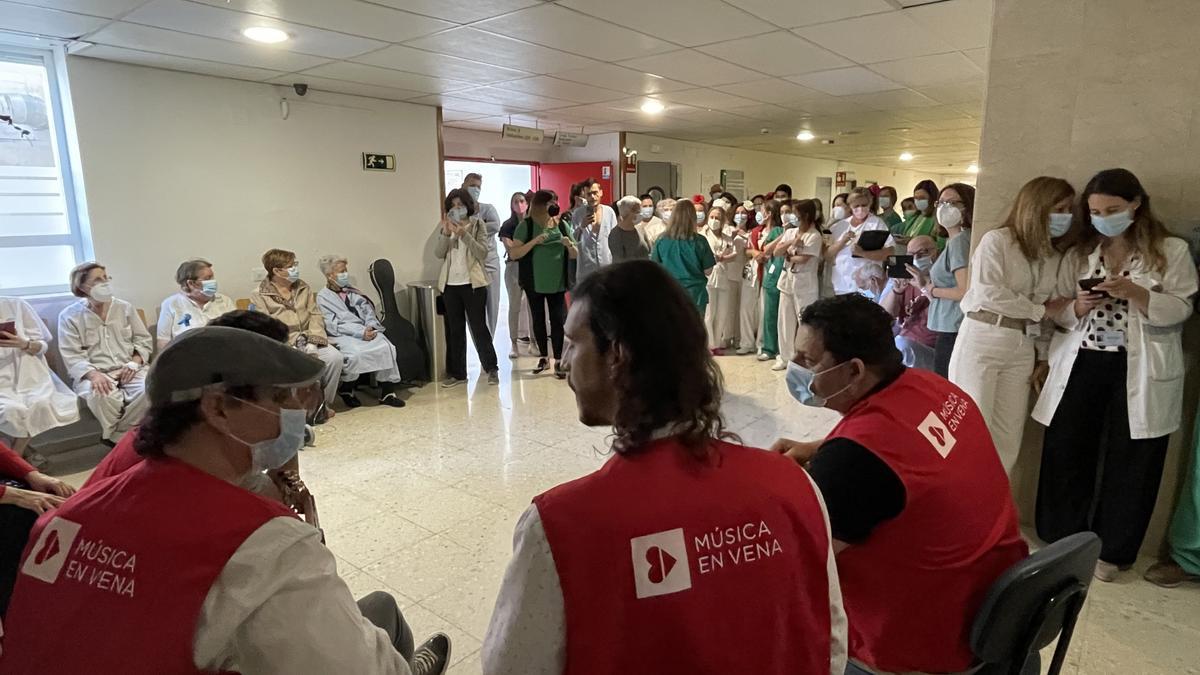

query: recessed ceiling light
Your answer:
[899,152,914,161]
[967,163,980,173]
[796,130,814,141]
[640,100,664,114]
[242,26,289,44]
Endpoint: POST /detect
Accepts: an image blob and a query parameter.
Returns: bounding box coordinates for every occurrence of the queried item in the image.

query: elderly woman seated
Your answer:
[249,248,343,422]
[57,262,152,443]
[314,255,405,409]
[156,258,236,350]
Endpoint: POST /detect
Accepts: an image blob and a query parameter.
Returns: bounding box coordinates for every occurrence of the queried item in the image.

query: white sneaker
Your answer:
[770,357,787,371]
[735,347,753,355]
[1094,560,1121,583]
[756,352,772,362]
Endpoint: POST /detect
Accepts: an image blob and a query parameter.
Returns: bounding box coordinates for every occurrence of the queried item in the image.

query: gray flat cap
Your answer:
[147,326,324,405]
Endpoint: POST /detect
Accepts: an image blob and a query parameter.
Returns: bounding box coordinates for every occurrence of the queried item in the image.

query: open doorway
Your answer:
[442,159,535,364]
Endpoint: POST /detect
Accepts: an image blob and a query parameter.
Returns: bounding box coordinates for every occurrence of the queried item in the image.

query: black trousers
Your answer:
[527,289,567,359]
[0,504,37,616]
[933,330,957,378]
[442,284,498,379]
[1036,349,1170,566]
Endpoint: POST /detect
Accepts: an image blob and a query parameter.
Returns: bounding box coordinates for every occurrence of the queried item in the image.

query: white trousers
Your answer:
[75,368,149,441]
[947,318,1036,475]
[503,262,531,342]
[739,281,761,351]
[704,285,738,349]
[313,344,344,406]
[485,263,502,336]
[777,291,798,362]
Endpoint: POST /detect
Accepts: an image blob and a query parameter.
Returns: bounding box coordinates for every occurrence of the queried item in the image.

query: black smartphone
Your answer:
[0,320,14,336]
[1079,277,1110,298]
[887,255,914,278]
[856,230,891,251]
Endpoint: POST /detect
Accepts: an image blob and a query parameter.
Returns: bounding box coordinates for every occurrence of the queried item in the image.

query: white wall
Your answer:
[625,133,945,202]
[65,57,442,313]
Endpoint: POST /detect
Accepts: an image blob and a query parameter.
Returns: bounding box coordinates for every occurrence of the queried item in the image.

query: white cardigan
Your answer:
[1032,237,1198,438]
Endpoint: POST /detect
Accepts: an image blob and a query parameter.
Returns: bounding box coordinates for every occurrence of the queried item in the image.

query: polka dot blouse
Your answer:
[1081,255,1132,352]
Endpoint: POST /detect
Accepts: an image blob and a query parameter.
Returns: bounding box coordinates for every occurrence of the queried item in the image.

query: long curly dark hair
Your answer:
[571,260,738,459]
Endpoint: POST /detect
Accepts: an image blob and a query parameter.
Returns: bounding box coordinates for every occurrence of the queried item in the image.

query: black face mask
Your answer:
[547,203,561,217]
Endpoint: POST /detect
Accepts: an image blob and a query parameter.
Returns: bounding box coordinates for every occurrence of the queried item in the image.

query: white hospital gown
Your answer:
[156,292,236,345]
[0,297,79,438]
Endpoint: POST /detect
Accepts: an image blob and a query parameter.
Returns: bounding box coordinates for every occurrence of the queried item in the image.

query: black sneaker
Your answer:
[410,633,451,675]
[440,377,463,389]
[339,392,362,408]
[487,370,499,385]
[380,393,406,408]
[533,357,549,374]
[554,362,567,380]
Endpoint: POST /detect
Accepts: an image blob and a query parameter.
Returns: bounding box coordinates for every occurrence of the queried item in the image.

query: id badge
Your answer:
[1096,331,1126,348]
[1025,323,1041,339]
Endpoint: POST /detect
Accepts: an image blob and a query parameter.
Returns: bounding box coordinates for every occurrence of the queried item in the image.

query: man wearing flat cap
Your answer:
[0,327,450,675]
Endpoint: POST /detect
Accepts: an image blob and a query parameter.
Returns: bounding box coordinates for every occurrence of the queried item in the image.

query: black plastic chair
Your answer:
[969,532,1101,675]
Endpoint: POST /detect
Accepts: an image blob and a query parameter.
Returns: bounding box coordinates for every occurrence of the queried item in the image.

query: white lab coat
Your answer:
[0,297,79,438]
[1032,238,1198,439]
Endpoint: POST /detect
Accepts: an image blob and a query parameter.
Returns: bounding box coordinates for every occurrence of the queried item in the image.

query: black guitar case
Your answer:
[368,259,429,384]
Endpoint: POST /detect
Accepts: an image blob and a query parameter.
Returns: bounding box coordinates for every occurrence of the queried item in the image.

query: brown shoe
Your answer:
[1144,560,1200,588]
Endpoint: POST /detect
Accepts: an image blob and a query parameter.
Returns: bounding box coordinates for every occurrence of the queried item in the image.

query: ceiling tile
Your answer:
[696,31,851,77]
[353,45,532,84]
[408,94,533,116]
[787,66,903,96]
[11,0,146,17]
[474,4,674,61]
[371,0,540,24]
[439,108,486,122]
[265,73,428,101]
[905,0,992,51]
[87,22,331,71]
[550,63,693,95]
[916,80,985,105]
[189,0,454,44]
[657,88,755,110]
[894,105,973,122]
[77,46,284,81]
[724,103,796,122]
[618,49,761,87]
[402,27,599,74]
[793,11,956,63]
[124,0,386,60]
[543,104,639,123]
[557,0,774,47]
[714,78,824,105]
[725,0,894,29]
[839,88,941,110]
[504,75,628,104]
[963,47,989,68]
[457,84,575,110]
[299,61,472,94]
[868,52,984,87]
[0,2,109,37]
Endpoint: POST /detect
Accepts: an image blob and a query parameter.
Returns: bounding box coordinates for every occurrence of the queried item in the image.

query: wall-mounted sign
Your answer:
[601,164,611,179]
[553,131,589,147]
[624,153,638,174]
[501,124,545,143]
[362,153,395,171]
[835,171,847,187]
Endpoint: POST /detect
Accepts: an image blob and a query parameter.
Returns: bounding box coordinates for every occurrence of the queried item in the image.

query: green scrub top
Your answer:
[761,226,785,288]
[651,234,717,309]
[514,217,575,294]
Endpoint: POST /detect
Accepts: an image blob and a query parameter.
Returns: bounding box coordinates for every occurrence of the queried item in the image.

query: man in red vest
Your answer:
[483,259,847,675]
[1,326,450,674]
[773,294,1028,675]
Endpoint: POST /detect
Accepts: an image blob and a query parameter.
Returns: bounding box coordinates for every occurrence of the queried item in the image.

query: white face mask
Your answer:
[88,281,114,304]
[695,211,705,224]
[784,213,799,226]
[831,206,848,222]
[937,202,964,229]
[448,206,468,222]
[640,206,653,221]
[734,213,748,226]
[466,186,481,201]
[708,218,722,231]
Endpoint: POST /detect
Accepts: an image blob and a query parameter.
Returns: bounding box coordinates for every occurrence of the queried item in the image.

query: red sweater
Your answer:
[0,442,37,498]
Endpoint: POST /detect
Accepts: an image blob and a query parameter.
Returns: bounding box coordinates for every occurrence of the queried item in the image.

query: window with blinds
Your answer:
[0,43,89,296]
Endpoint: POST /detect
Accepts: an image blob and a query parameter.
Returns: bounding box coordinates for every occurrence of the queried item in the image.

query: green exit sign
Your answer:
[362,153,395,171]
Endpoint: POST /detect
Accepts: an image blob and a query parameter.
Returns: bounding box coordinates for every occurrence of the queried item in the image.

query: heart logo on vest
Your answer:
[645,546,677,583]
[34,530,60,565]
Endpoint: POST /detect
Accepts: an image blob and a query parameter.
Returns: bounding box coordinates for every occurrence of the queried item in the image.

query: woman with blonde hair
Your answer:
[1033,168,1198,582]
[650,200,716,315]
[948,176,1077,474]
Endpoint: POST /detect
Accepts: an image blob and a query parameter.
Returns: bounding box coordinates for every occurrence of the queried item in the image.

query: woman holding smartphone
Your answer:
[919,183,974,377]
[948,177,1076,474]
[1033,168,1198,582]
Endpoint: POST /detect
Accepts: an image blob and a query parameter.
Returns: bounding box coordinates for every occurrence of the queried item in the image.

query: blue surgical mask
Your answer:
[1048,212,1073,238]
[200,280,219,297]
[335,272,351,288]
[879,196,892,209]
[448,206,467,222]
[755,212,765,225]
[1090,210,1134,237]
[662,210,672,222]
[695,211,705,224]
[640,207,654,221]
[914,255,934,272]
[784,213,799,226]
[785,360,853,408]
[734,213,748,226]
[915,198,930,211]
[466,186,481,201]
[229,401,307,470]
[286,266,300,283]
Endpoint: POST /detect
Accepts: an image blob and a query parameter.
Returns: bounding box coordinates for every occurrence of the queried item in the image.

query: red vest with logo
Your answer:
[534,437,840,675]
[828,368,1027,673]
[0,458,296,675]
